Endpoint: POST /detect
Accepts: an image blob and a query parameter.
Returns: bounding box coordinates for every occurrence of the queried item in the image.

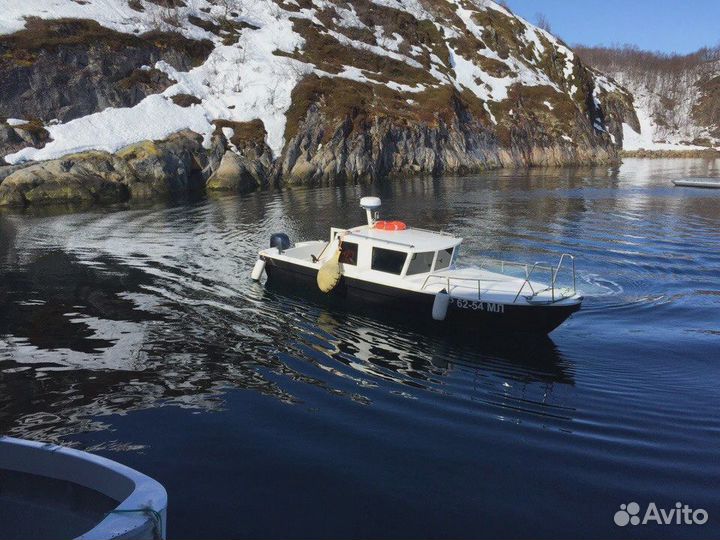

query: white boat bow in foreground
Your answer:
[0,436,167,539]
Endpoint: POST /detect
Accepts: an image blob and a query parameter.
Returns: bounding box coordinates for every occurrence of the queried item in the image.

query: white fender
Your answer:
[432,291,450,321]
[251,259,266,281]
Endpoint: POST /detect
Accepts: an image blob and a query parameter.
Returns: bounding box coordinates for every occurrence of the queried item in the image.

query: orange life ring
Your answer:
[374,220,407,231]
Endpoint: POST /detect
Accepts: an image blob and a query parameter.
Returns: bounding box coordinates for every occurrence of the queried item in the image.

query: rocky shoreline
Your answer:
[0,129,256,207]
[621,149,720,158]
[14,131,720,209]
[0,125,623,208]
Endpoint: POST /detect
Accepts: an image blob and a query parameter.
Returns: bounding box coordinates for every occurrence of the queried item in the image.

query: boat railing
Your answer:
[345,231,416,248]
[408,226,458,237]
[512,253,576,303]
[420,254,577,304]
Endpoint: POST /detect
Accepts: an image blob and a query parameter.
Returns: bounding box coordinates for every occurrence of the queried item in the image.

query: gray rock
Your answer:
[207,151,260,192]
[0,162,34,183]
[0,125,21,147]
[207,120,272,192]
[0,130,224,207]
[277,104,504,184]
[0,151,132,206]
[0,19,212,125]
[118,130,208,199]
[0,122,50,162]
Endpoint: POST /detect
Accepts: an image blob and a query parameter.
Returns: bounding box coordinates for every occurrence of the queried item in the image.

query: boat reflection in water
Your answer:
[260,283,576,424]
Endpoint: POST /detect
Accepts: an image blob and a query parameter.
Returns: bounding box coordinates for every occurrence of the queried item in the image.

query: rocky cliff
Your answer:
[0,0,636,206]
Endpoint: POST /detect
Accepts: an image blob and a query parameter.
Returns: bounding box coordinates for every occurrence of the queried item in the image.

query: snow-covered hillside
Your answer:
[577,46,720,152]
[0,0,637,205]
[616,70,719,152]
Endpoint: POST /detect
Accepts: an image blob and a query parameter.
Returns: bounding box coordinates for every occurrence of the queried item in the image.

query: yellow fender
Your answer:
[317,247,342,292]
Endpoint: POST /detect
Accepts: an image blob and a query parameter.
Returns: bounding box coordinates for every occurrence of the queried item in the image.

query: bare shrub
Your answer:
[171,93,202,107]
[160,7,183,27]
[535,12,551,32]
[575,43,720,75]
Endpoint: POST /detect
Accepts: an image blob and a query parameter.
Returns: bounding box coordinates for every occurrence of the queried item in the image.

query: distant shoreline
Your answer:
[622,149,720,158]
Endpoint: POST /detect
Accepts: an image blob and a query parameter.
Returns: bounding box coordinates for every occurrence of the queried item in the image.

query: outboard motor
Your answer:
[270,233,291,253]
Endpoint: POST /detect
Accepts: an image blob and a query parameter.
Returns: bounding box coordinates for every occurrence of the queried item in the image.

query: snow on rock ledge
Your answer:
[5,96,214,164]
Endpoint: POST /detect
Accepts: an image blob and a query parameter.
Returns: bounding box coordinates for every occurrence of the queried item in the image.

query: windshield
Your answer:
[434,248,454,271]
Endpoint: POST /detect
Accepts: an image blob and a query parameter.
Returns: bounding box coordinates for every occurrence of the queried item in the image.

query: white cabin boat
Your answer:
[251,197,582,334]
[672,178,720,189]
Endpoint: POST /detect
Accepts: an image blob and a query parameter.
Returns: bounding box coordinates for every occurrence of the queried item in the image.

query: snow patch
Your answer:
[610,69,717,150]
[333,4,367,29]
[521,25,545,61]
[484,102,497,125]
[374,26,404,52]
[450,49,511,101]
[455,5,484,40]
[5,95,213,163]
[221,127,235,141]
[369,0,430,21]
[316,65,425,94]
[622,106,708,151]
[327,29,422,68]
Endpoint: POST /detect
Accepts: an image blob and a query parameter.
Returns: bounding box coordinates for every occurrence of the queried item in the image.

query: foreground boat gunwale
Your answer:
[0,436,167,540]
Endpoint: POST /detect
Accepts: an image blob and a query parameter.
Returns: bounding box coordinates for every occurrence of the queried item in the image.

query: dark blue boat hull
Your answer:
[262,257,581,335]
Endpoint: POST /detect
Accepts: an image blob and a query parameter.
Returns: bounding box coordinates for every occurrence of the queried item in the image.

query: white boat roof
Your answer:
[343,225,462,252]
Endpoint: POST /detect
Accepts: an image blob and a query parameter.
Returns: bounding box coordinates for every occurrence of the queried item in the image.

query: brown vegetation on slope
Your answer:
[1,17,212,66]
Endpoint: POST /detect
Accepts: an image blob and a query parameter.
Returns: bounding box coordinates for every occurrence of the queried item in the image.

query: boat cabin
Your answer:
[253,196,583,333]
[328,226,462,279]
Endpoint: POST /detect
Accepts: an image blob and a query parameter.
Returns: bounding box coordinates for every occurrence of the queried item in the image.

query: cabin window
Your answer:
[451,246,460,265]
[339,241,358,265]
[371,247,407,275]
[434,247,453,270]
[406,251,436,275]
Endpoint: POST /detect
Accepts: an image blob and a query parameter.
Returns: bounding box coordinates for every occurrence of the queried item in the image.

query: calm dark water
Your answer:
[1,158,719,539]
